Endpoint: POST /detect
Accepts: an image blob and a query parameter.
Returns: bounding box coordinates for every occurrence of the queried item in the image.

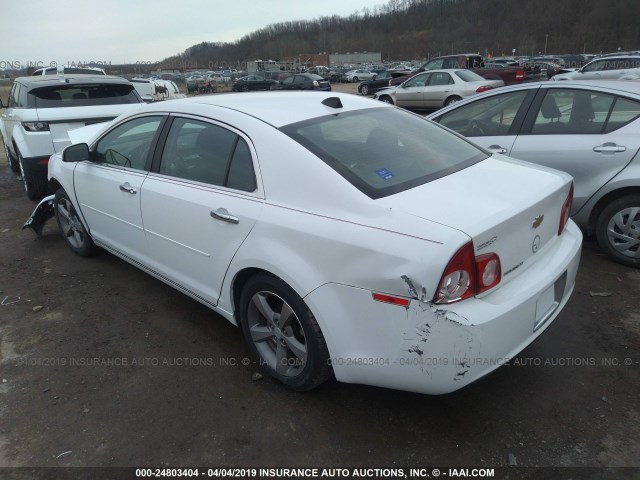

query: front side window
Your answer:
[281,107,486,199]
[436,90,530,137]
[424,58,444,70]
[95,116,162,170]
[159,118,257,192]
[582,60,606,72]
[405,73,430,87]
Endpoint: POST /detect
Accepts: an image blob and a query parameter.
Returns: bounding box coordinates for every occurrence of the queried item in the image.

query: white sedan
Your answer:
[345,69,378,82]
[28,92,581,394]
[374,69,504,109]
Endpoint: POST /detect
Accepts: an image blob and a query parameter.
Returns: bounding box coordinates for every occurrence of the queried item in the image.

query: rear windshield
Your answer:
[455,70,485,82]
[280,107,487,199]
[32,84,140,108]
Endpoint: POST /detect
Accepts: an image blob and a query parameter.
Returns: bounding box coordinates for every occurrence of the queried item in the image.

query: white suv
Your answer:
[553,54,640,81]
[0,75,144,199]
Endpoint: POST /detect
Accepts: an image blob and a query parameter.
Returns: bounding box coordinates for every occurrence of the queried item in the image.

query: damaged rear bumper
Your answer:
[304,222,582,395]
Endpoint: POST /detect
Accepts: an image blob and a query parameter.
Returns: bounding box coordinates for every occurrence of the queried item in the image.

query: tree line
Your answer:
[162,0,640,67]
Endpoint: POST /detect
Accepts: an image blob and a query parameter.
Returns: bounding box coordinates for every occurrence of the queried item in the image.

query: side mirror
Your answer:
[62,143,90,163]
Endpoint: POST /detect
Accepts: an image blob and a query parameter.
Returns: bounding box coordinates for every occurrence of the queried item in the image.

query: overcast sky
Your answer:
[3,0,381,67]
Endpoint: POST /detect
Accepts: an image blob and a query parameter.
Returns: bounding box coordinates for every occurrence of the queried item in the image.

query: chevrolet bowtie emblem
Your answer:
[532,215,544,229]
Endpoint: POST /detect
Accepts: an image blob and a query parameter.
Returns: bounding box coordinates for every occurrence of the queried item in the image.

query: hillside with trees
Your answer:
[163,0,640,66]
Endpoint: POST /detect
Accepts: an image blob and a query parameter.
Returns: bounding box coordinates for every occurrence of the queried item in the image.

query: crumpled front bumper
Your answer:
[23,194,55,236]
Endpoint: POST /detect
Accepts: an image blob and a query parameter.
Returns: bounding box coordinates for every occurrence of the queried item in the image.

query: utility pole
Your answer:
[544,34,549,56]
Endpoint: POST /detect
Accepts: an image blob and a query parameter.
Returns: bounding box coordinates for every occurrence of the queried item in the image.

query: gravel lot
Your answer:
[0,92,639,476]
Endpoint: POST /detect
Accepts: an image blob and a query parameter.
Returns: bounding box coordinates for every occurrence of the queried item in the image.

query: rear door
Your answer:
[423,71,455,108]
[73,115,165,261]
[510,87,640,213]
[141,116,264,305]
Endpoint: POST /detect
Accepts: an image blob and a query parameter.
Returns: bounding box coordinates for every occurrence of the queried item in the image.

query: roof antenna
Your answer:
[322,97,343,109]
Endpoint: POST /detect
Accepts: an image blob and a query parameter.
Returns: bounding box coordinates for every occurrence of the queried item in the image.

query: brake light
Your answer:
[434,242,502,304]
[22,122,49,132]
[476,253,501,292]
[476,85,494,93]
[558,182,574,235]
[515,69,525,81]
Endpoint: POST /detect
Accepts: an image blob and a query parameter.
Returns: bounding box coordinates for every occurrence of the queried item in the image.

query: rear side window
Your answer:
[281,107,487,199]
[527,89,640,135]
[604,97,640,133]
[32,84,140,108]
[159,118,257,192]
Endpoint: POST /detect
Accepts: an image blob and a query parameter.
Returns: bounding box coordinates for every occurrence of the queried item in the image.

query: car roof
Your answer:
[142,91,389,128]
[15,75,132,88]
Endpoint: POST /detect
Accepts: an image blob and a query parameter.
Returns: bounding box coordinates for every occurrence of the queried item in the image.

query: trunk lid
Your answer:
[378,156,573,284]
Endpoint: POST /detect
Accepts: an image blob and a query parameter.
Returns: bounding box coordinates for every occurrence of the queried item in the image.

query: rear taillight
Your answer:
[476,85,494,93]
[515,69,525,81]
[558,182,574,235]
[434,242,502,304]
[22,122,49,132]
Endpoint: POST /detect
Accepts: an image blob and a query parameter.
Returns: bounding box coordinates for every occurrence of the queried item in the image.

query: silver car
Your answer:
[374,69,504,109]
[553,54,640,81]
[427,80,640,267]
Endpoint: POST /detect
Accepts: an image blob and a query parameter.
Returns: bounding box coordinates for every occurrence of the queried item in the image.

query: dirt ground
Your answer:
[0,96,639,477]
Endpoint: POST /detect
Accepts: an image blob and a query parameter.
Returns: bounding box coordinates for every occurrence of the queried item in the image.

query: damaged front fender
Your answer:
[23,194,55,236]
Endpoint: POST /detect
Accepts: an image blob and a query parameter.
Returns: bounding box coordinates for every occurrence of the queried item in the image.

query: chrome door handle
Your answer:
[210,208,239,224]
[593,143,626,153]
[119,183,137,194]
[487,145,508,154]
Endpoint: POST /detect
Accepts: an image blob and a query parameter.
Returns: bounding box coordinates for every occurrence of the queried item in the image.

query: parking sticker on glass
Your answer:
[375,168,395,180]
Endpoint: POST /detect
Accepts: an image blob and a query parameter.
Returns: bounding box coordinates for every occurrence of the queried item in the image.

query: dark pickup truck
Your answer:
[390,54,525,86]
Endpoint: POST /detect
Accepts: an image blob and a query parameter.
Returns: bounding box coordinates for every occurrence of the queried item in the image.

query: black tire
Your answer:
[17,149,47,200]
[595,195,640,268]
[239,273,332,391]
[4,142,19,172]
[444,95,462,107]
[360,84,370,95]
[352,76,359,83]
[241,85,249,92]
[54,188,98,257]
[379,95,394,105]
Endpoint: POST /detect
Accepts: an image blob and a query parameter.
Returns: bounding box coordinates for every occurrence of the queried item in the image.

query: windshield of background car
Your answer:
[32,84,140,108]
[280,107,487,199]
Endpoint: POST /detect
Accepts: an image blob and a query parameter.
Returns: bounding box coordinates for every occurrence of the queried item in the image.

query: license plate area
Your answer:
[534,271,567,332]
